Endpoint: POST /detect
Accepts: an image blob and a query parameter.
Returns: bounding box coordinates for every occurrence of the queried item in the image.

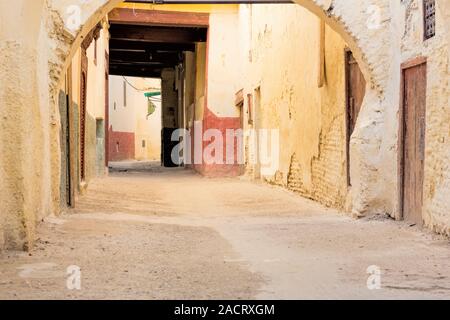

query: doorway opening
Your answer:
[345,49,366,187]
[61,2,370,213]
[105,8,208,171]
[107,75,163,171]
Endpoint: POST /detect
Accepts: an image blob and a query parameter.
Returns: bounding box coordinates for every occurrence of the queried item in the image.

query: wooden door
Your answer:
[105,52,109,167]
[80,50,88,181]
[401,59,427,226]
[345,50,366,185]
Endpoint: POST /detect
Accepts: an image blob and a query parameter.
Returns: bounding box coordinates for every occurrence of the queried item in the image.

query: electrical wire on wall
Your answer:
[122,76,159,92]
[121,76,161,118]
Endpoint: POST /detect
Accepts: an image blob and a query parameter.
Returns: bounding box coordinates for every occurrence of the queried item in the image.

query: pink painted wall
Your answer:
[190,107,243,177]
[108,126,135,162]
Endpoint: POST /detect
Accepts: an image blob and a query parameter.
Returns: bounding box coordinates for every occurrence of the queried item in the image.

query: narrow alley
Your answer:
[1,0,449,303]
[1,164,449,300]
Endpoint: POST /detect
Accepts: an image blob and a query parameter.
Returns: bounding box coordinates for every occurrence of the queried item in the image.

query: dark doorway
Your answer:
[60,74,72,207]
[80,50,88,181]
[400,58,427,226]
[345,50,366,186]
[107,8,208,168]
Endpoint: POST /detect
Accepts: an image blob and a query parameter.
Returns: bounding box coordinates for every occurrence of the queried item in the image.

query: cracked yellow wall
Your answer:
[242,4,349,209]
[389,0,450,235]
[0,0,51,250]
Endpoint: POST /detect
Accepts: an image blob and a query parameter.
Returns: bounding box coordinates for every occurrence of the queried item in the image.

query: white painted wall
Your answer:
[109,76,162,160]
[207,7,242,118]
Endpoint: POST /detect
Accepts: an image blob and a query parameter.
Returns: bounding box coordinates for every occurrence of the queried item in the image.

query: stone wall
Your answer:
[392,0,450,235]
[239,4,349,210]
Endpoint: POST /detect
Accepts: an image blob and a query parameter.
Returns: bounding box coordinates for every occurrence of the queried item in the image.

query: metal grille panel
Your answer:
[424,0,436,40]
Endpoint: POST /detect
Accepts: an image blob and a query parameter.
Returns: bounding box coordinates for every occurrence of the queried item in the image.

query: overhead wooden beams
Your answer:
[109,40,196,52]
[109,8,209,28]
[108,8,209,78]
[109,65,163,78]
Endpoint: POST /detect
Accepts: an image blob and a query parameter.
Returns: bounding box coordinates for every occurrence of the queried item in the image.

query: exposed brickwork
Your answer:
[286,117,347,210]
[311,117,347,209]
[287,153,308,196]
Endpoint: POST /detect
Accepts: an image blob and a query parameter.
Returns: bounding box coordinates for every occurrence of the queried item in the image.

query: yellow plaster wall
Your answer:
[242,4,349,209]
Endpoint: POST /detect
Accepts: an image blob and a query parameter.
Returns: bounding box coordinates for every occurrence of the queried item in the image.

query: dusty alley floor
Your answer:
[1,163,449,300]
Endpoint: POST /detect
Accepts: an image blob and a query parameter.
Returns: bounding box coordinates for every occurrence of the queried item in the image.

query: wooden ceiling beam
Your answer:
[109,24,207,44]
[109,65,165,78]
[110,50,181,63]
[109,39,196,52]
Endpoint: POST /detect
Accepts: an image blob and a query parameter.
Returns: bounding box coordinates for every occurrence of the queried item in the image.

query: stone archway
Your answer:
[56,0,391,216]
[0,0,393,250]
[50,0,392,215]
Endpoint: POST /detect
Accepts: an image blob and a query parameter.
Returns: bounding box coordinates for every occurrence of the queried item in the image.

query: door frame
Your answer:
[344,48,352,187]
[398,56,427,220]
[105,51,109,168]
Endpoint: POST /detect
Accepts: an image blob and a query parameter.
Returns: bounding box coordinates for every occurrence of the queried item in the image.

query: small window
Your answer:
[142,140,146,148]
[113,102,116,111]
[116,142,119,153]
[423,0,436,40]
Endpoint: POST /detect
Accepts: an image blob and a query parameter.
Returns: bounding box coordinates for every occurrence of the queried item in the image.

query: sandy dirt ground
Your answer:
[0,162,449,300]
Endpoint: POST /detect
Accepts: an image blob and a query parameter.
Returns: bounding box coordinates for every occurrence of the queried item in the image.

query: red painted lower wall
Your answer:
[108,126,135,162]
[191,107,244,177]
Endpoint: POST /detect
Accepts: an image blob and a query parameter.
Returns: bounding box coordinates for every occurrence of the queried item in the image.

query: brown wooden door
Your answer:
[401,60,427,226]
[105,52,109,167]
[346,50,366,185]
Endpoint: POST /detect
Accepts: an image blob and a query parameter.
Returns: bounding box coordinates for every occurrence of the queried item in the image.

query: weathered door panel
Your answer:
[401,60,427,226]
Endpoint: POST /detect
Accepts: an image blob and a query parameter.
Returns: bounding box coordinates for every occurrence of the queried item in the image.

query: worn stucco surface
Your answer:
[238,5,349,209]
[392,0,450,235]
[0,0,50,250]
[108,76,162,161]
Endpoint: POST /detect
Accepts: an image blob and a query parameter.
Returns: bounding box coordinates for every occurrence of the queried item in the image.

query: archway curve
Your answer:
[47,0,392,217]
[55,0,391,95]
